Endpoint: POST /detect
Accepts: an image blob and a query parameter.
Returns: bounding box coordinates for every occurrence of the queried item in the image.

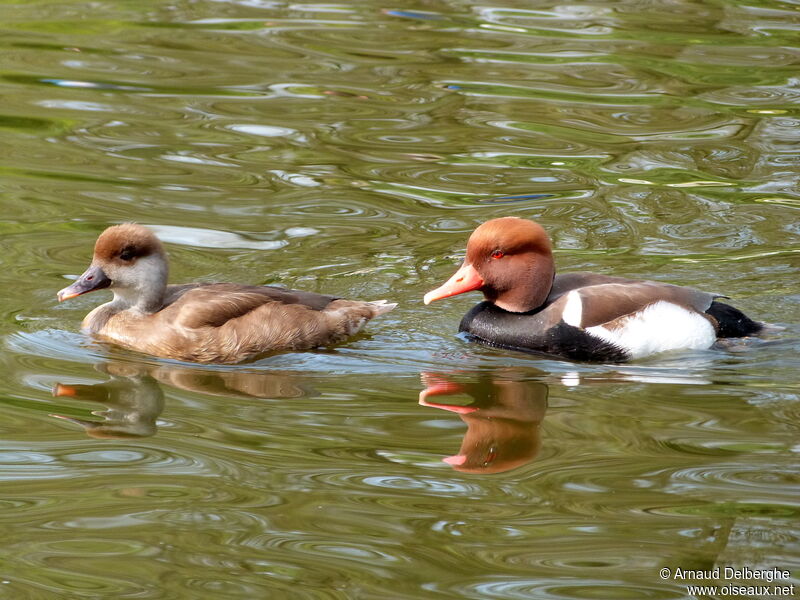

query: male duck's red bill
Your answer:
[424,217,763,362]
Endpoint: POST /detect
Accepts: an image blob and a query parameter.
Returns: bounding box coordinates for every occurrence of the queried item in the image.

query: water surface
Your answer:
[1,0,799,598]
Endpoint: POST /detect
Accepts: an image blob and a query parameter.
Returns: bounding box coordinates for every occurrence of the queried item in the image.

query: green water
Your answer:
[1,1,799,598]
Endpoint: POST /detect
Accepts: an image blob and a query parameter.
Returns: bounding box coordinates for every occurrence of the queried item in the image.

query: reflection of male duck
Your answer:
[419,371,547,474]
[51,362,312,438]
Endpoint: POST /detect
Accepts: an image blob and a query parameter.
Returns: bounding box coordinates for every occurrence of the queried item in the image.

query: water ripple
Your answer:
[1,1,799,598]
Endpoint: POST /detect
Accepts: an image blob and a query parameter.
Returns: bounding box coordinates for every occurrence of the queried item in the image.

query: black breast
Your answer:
[459,302,629,363]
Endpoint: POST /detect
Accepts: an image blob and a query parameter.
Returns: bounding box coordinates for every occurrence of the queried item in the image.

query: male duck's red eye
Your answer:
[491,250,504,259]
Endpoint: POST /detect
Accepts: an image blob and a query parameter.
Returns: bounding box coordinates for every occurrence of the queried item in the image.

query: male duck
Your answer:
[424,217,762,362]
[58,224,395,363]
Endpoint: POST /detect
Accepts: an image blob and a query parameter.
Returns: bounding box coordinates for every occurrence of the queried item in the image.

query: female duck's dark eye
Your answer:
[491,250,504,259]
[119,247,135,261]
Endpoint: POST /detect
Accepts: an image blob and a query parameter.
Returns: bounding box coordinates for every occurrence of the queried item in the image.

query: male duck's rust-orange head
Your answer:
[57,224,168,310]
[424,217,556,313]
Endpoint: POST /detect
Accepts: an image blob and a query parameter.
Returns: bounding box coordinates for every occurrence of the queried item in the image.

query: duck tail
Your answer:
[706,301,763,338]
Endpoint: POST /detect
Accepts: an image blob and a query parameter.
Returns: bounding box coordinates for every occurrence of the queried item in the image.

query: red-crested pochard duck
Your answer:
[57,224,396,363]
[424,217,762,362]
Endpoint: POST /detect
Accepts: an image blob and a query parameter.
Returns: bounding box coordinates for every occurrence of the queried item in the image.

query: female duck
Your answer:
[58,224,395,363]
[424,217,761,362]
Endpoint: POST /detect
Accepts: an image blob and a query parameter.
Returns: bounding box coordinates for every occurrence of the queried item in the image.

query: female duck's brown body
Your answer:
[58,224,395,363]
[424,217,762,362]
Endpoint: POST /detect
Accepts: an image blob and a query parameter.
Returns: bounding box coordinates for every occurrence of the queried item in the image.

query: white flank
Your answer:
[585,301,716,360]
[562,290,583,327]
[561,371,581,387]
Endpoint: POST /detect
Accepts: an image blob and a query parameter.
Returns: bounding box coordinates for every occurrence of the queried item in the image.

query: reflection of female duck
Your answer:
[51,362,312,438]
[148,366,308,399]
[419,371,547,474]
[52,363,164,439]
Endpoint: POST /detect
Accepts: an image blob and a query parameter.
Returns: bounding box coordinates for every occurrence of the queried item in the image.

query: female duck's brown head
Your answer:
[424,217,555,313]
[57,224,169,312]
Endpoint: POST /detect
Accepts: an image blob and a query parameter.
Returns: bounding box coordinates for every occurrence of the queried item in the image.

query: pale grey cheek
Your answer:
[107,255,166,290]
[107,265,140,289]
[103,269,121,286]
[110,270,133,287]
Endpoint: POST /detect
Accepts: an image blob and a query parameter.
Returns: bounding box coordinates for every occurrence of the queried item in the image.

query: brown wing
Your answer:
[548,272,641,303]
[162,283,338,329]
[573,281,721,328]
[91,283,388,363]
